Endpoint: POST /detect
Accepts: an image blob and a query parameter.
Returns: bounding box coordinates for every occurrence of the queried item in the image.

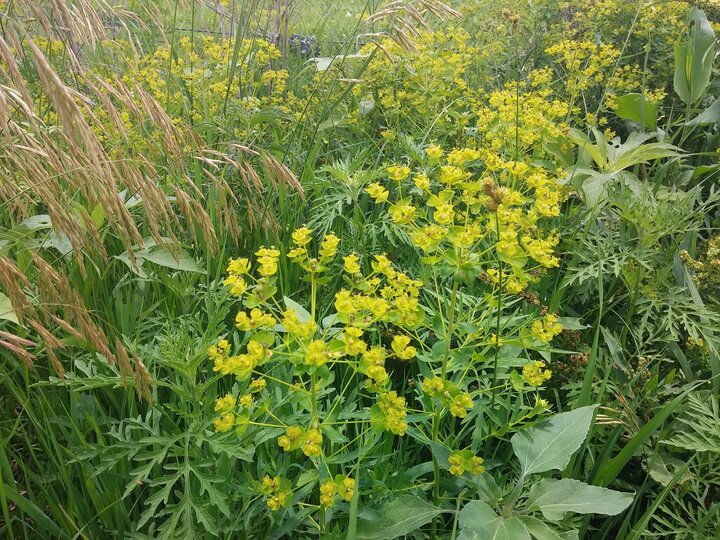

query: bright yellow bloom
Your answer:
[266,490,289,511]
[414,173,431,191]
[255,246,280,277]
[282,309,317,339]
[531,314,562,343]
[448,453,465,476]
[391,335,416,360]
[522,360,552,387]
[341,477,355,502]
[387,164,411,182]
[223,274,248,296]
[249,378,267,393]
[366,182,389,202]
[335,289,357,314]
[433,203,455,225]
[320,234,340,259]
[305,339,328,367]
[425,144,444,160]
[320,480,337,507]
[342,326,367,356]
[235,308,277,331]
[278,426,303,451]
[449,393,473,418]
[389,200,417,225]
[214,394,236,414]
[292,226,313,246]
[344,254,361,274]
[303,428,323,457]
[213,413,235,433]
[239,393,253,408]
[227,257,251,275]
[439,165,465,185]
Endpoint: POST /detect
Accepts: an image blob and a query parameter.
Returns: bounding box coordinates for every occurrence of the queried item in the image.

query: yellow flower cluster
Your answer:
[447,451,486,476]
[532,314,563,343]
[277,425,323,458]
[522,360,553,387]
[367,147,564,291]
[354,28,480,134]
[421,377,474,418]
[259,475,291,511]
[371,391,408,436]
[319,476,355,507]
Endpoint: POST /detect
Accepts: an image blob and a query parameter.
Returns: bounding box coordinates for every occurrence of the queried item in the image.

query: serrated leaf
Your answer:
[355,495,446,540]
[526,478,633,521]
[511,405,597,475]
[458,501,530,540]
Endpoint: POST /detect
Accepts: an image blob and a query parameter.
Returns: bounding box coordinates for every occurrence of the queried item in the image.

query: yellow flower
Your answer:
[470,456,485,474]
[214,394,236,413]
[414,173,431,191]
[282,309,317,339]
[391,335,416,360]
[522,360,552,387]
[292,226,313,246]
[344,254,361,274]
[366,182,389,203]
[266,490,289,511]
[531,314,562,343]
[448,453,465,476]
[213,412,235,433]
[305,339,328,367]
[341,476,355,502]
[239,393,254,408]
[255,246,280,277]
[278,426,304,451]
[449,393,473,418]
[439,165,465,185]
[342,326,367,356]
[249,378,267,393]
[235,308,277,331]
[335,289,357,314]
[389,200,417,225]
[320,234,340,259]
[387,164,411,182]
[227,257,250,275]
[223,274,248,296]
[320,480,337,507]
[433,203,455,225]
[303,428,323,457]
[425,144,444,160]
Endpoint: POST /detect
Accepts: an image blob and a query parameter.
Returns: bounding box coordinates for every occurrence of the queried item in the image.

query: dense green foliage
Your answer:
[1,0,719,538]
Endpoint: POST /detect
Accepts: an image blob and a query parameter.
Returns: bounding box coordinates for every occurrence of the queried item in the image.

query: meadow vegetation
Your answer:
[1,0,719,538]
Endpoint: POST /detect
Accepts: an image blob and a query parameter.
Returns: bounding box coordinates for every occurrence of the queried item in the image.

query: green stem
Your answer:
[431,280,460,538]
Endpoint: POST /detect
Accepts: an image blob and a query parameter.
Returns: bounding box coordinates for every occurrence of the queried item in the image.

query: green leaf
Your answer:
[614,94,657,130]
[355,495,446,540]
[519,515,573,540]
[0,292,19,324]
[610,142,679,172]
[511,405,597,475]
[1,483,71,539]
[284,296,312,323]
[458,501,530,540]
[686,98,720,126]
[135,246,206,274]
[594,389,690,486]
[526,479,633,521]
[674,6,715,105]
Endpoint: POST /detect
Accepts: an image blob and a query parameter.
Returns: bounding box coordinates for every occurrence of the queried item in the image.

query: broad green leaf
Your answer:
[610,142,679,172]
[0,292,19,324]
[511,405,597,475]
[136,247,206,274]
[18,214,52,231]
[686,98,720,126]
[519,515,573,540]
[526,478,633,521]
[613,94,657,130]
[458,501,530,540]
[674,7,715,105]
[283,296,312,323]
[355,495,446,540]
[568,129,607,171]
